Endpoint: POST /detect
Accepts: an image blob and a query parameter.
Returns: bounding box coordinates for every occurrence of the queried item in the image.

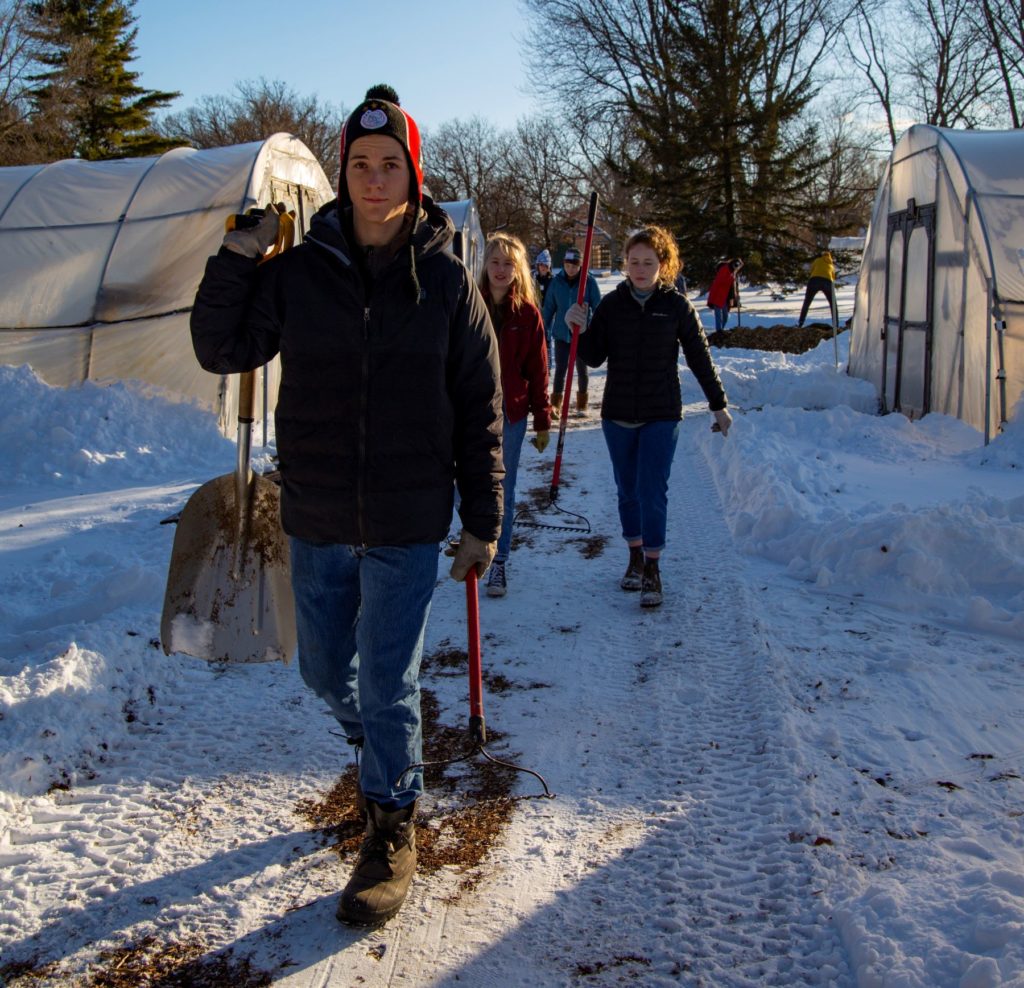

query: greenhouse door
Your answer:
[881,198,936,419]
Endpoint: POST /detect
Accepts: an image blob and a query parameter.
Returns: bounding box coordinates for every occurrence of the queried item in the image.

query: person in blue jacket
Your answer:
[542,246,602,415]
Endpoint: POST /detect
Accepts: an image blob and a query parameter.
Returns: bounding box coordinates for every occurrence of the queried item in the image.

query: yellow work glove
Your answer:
[449,530,497,581]
[530,430,550,453]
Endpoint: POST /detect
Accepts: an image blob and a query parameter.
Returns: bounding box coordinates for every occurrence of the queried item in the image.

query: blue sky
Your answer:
[130,0,537,132]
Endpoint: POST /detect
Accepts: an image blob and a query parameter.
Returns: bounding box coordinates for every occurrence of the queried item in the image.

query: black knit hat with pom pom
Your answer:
[338,84,423,208]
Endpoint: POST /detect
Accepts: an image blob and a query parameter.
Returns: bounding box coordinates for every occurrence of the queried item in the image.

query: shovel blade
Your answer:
[160,473,296,663]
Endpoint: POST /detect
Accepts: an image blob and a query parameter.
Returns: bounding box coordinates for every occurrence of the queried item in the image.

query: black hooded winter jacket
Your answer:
[190,198,504,547]
[577,281,728,422]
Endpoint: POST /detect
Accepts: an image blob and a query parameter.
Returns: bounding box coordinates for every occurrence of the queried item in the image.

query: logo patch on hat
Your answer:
[360,108,388,129]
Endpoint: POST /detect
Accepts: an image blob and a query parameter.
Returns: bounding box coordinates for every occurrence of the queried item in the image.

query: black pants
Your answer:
[798,277,836,326]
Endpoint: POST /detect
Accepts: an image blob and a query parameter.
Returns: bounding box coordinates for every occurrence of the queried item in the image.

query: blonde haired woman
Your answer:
[478,233,552,597]
[569,225,731,607]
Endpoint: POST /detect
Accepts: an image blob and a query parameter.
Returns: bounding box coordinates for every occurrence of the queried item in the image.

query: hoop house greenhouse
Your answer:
[849,124,1024,442]
[0,135,333,434]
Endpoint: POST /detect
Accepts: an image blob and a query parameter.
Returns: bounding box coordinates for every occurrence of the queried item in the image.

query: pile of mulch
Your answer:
[706,321,846,354]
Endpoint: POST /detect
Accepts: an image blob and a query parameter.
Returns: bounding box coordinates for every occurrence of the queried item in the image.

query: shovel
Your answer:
[160,208,297,663]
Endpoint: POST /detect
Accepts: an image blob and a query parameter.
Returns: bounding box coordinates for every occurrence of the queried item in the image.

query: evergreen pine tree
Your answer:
[26,0,180,160]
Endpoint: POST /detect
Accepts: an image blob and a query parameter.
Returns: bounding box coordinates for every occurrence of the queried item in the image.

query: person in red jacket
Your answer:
[706,257,743,331]
[478,233,552,597]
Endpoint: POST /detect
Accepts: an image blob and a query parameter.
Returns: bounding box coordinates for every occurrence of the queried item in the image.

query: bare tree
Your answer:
[160,78,345,187]
[801,101,885,243]
[903,0,999,128]
[423,115,527,236]
[506,114,579,249]
[841,0,900,148]
[977,0,1024,127]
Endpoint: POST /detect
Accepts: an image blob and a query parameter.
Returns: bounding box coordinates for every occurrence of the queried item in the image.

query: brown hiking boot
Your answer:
[551,392,563,419]
[620,546,644,591]
[576,391,588,412]
[640,558,663,608]
[336,800,417,927]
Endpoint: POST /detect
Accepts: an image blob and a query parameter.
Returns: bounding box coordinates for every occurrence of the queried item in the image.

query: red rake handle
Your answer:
[551,191,600,497]
[466,570,486,743]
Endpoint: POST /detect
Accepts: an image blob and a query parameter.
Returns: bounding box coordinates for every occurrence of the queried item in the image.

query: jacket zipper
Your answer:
[357,305,370,545]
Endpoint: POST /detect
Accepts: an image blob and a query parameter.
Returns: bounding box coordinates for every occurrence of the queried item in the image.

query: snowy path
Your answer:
[257,402,852,986]
[1,401,848,987]
[3,352,1023,986]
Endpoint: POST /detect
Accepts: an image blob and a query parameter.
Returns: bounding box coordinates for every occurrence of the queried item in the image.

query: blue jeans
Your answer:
[553,338,589,395]
[601,419,680,551]
[713,305,729,331]
[289,539,439,809]
[496,414,528,561]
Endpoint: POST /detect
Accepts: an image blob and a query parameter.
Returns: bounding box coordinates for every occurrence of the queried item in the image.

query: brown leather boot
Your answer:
[336,800,417,927]
[551,392,563,419]
[620,546,644,591]
[640,557,663,608]
[576,391,588,412]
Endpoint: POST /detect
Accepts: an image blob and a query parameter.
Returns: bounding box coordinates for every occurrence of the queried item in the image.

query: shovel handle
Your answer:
[234,208,295,430]
[238,371,256,424]
[466,570,485,743]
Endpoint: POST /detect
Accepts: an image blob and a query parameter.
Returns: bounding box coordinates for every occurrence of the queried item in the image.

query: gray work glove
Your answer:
[564,302,589,333]
[223,203,281,259]
[449,530,497,582]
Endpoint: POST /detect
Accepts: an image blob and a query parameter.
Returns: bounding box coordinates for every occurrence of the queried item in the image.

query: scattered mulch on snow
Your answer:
[567,533,608,559]
[84,937,272,988]
[0,938,275,988]
[0,958,60,985]
[295,682,526,896]
[707,322,846,354]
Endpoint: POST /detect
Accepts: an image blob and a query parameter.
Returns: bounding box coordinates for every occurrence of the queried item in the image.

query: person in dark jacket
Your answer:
[479,233,552,598]
[190,85,503,928]
[534,248,554,367]
[569,225,732,607]
[543,246,602,414]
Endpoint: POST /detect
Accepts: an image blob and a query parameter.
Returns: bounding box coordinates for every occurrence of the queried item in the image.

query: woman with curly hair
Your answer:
[478,233,552,597]
[568,225,732,607]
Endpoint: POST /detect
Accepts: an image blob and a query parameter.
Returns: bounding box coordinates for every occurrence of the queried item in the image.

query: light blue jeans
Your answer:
[601,419,680,552]
[496,414,528,562]
[289,539,439,809]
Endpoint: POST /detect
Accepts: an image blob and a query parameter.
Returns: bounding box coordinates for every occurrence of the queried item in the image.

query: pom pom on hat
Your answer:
[338,84,423,207]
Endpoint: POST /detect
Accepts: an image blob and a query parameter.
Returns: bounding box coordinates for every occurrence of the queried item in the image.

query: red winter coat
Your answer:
[485,289,552,432]
[707,264,738,309]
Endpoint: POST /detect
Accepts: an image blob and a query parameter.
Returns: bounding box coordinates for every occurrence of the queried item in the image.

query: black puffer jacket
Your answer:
[190,198,503,546]
[577,281,727,421]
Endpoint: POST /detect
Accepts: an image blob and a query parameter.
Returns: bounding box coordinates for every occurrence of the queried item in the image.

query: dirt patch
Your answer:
[707,322,846,354]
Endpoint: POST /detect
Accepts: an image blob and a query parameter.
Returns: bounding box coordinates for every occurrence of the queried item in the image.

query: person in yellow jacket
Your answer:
[797,249,837,328]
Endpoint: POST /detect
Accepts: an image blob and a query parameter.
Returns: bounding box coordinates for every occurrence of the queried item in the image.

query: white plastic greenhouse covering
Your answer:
[0,134,333,434]
[849,124,1024,441]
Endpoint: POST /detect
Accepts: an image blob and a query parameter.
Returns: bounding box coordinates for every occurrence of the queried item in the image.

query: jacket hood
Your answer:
[307,195,454,257]
[306,194,455,300]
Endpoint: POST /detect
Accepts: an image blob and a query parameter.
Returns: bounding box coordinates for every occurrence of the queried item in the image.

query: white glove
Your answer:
[449,530,497,581]
[712,408,733,437]
[223,203,282,259]
[564,302,589,333]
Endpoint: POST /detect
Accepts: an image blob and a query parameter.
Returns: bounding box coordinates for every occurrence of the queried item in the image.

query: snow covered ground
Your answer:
[1,280,1022,987]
